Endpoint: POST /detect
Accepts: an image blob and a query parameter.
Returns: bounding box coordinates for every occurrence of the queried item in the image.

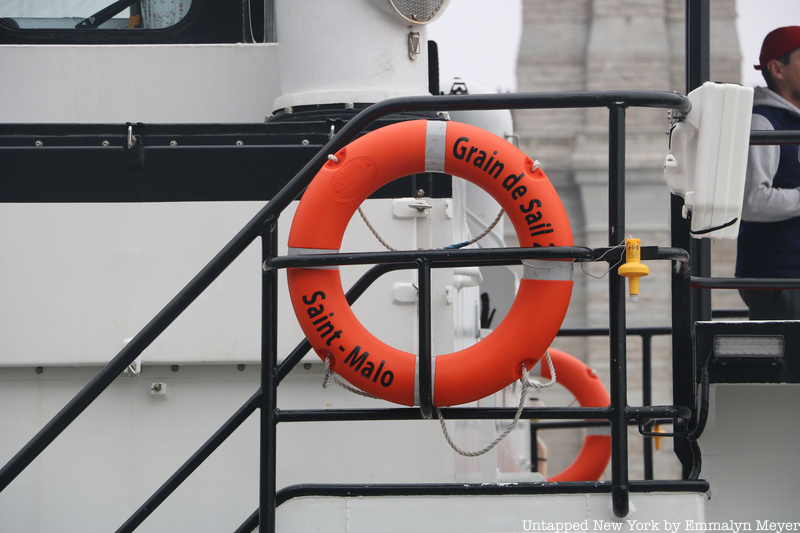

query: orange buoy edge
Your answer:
[287,119,573,407]
[540,348,611,482]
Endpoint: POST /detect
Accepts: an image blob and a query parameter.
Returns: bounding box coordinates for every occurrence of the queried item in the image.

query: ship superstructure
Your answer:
[1,1,799,532]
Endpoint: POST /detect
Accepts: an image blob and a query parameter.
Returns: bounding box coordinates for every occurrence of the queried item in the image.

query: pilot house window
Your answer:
[1,0,192,30]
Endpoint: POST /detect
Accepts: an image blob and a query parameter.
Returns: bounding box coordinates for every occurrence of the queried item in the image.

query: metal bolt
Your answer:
[152,383,162,392]
[303,363,312,370]
[237,364,246,371]
[35,366,43,374]
[416,189,425,198]
[301,139,310,146]
[34,140,43,147]
[101,140,110,147]
[235,140,244,146]
[169,140,178,146]
[170,365,179,372]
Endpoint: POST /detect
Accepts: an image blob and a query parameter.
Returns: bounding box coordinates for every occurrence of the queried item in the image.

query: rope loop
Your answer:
[437,350,557,458]
[322,355,378,399]
[322,350,559,459]
[322,355,334,389]
[520,349,557,389]
[357,207,397,251]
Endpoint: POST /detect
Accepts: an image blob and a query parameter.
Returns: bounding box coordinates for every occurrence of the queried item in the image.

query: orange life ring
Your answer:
[539,348,611,482]
[287,119,573,407]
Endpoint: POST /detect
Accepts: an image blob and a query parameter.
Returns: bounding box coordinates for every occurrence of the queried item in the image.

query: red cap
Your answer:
[755,26,800,70]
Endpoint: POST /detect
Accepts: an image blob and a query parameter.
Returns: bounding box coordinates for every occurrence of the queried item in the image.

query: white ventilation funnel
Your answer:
[273,0,439,111]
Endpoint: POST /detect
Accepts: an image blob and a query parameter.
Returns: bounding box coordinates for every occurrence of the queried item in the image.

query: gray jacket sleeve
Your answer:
[740,113,800,222]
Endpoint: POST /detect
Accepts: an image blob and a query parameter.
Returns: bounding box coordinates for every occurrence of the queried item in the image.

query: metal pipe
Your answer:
[274,405,687,423]
[671,251,696,478]
[266,245,594,270]
[669,0,710,479]
[260,219,280,533]
[557,326,672,338]
[750,130,800,145]
[692,277,800,289]
[275,479,711,506]
[417,259,434,419]
[608,103,630,518]
[642,334,654,481]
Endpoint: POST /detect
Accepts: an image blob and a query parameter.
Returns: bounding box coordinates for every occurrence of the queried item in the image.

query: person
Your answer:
[736,26,800,319]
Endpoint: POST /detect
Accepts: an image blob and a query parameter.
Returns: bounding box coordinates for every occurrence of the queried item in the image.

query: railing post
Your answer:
[642,333,654,480]
[667,0,710,479]
[686,0,712,321]
[260,217,280,533]
[417,259,434,419]
[608,103,630,517]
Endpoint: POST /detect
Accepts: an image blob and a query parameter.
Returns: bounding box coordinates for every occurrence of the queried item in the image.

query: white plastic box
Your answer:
[664,82,754,239]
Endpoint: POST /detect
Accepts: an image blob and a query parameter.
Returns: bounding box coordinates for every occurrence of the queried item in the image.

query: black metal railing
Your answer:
[255,92,699,529]
[0,91,703,532]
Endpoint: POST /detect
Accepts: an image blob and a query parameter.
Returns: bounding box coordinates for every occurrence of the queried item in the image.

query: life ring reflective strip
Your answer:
[540,348,611,482]
[287,119,573,407]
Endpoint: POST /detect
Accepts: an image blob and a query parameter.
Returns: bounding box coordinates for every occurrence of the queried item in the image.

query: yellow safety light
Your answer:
[618,237,650,303]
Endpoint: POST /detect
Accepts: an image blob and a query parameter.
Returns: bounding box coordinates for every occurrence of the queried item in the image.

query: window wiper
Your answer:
[75,0,139,29]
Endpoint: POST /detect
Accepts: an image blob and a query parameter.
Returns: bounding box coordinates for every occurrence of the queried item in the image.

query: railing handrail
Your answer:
[0,90,693,525]
[749,130,800,145]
